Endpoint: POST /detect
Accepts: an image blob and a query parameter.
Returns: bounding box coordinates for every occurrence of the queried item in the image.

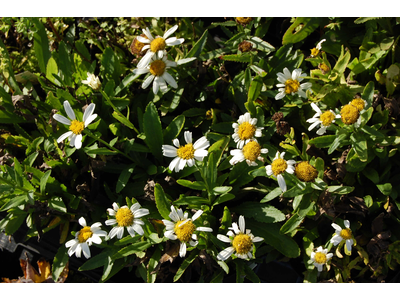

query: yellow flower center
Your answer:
[340,228,352,240]
[149,59,166,77]
[310,48,320,57]
[351,98,365,112]
[236,17,253,25]
[242,141,261,162]
[206,110,213,120]
[150,37,166,53]
[77,226,93,243]
[319,63,330,73]
[238,121,256,141]
[295,161,318,182]
[232,233,252,255]
[340,104,359,125]
[314,252,327,264]
[271,158,287,176]
[176,143,195,160]
[115,207,134,227]
[320,111,336,127]
[174,220,196,243]
[69,120,85,135]
[284,79,300,94]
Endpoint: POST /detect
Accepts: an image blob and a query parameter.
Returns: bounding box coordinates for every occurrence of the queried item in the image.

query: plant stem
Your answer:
[84,130,136,163]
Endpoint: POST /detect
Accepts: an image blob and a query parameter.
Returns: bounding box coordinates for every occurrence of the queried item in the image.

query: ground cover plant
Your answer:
[1,17,400,283]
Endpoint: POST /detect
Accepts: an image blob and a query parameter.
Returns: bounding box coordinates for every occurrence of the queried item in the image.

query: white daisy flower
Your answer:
[136,24,184,69]
[265,151,296,192]
[306,103,340,135]
[133,53,178,95]
[65,217,107,259]
[275,67,312,100]
[105,202,149,239]
[162,131,210,172]
[81,72,101,90]
[330,220,355,253]
[311,246,333,272]
[229,140,268,167]
[162,205,213,258]
[53,100,97,149]
[217,215,263,261]
[232,112,264,149]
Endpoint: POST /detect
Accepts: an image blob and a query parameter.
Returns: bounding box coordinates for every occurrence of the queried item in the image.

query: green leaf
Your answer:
[40,170,51,195]
[330,46,351,81]
[186,29,208,58]
[111,241,152,260]
[212,193,235,206]
[280,194,314,234]
[176,179,206,191]
[219,206,232,231]
[115,73,140,96]
[85,148,118,155]
[362,167,380,184]
[350,132,368,162]
[377,183,392,196]
[32,18,51,73]
[58,41,73,86]
[46,56,59,85]
[102,47,121,83]
[221,53,252,63]
[154,183,171,219]
[213,186,232,194]
[116,164,135,193]
[174,196,209,206]
[246,76,263,116]
[361,81,375,106]
[233,201,285,223]
[5,210,28,235]
[327,186,355,194]
[248,36,275,53]
[13,157,24,187]
[247,220,300,258]
[282,17,321,45]
[143,102,163,162]
[163,115,185,144]
[173,250,199,282]
[0,194,28,212]
[308,135,336,148]
[52,245,69,282]
[328,133,347,154]
[48,197,67,213]
[112,111,135,129]
[260,187,282,203]
[79,248,115,271]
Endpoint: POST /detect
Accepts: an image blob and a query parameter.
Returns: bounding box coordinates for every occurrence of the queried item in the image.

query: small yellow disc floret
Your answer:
[351,98,366,112]
[115,207,134,227]
[320,111,336,127]
[232,233,252,255]
[314,252,327,264]
[69,120,85,135]
[238,121,256,140]
[78,226,93,243]
[242,141,261,162]
[295,161,318,182]
[174,220,196,243]
[149,60,166,77]
[236,17,253,25]
[340,228,352,240]
[150,37,166,53]
[177,143,195,160]
[340,104,359,125]
[271,158,287,176]
[284,79,300,94]
[310,48,319,57]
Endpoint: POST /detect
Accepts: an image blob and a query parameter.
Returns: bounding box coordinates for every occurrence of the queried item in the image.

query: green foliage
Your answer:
[1,16,400,283]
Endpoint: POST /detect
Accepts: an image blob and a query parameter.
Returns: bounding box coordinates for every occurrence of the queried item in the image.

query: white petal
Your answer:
[196,227,213,232]
[162,72,178,89]
[217,247,235,261]
[316,126,327,135]
[137,52,154,69]
[132,223,144,235]
[105,219,117,226]
[346,239,354,252]
[84,114,97,127]
[238,215,245,233]
[152,76,161,95]
[134,208,149,219]
[331,223,342,231]
[109,226,120,239]
[193,136,210,150]
[57,131,73,143]
[164,230,178,240]
[142,75,155,90]
[63,101,76,120]
[133,67,150,75]
[163,24,178,39]
[192,210,203,221]
[166,38,184,46]
[184,131,192,144]
[217,234,232,243]
[330,234,343,246]
[252,236,264,243]
[137,36,150,44]
[65,239,77,248]
[277,174,287,192]
[116,227,124,239]
[53,114,72,125]
[78,217,87,227]
[179,242,187,257]
[344,220,350,228]
[83,103,95,123]
[74,134,83,149]
[127,226,136,237]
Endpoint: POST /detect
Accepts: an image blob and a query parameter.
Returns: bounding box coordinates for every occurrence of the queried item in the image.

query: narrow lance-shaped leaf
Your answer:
[143,102,163,162]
